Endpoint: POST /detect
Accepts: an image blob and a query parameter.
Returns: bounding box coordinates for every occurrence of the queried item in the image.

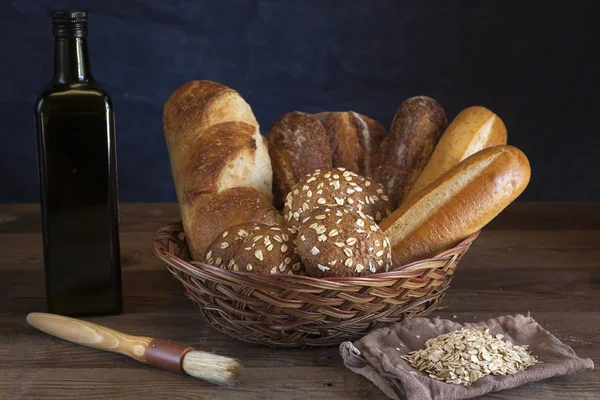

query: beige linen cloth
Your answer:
[340,314,594,400]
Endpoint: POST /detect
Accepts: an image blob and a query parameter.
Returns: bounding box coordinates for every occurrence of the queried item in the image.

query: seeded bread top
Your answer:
[283,167,393,230]
[205,222,303,275]
[295,206,392,278]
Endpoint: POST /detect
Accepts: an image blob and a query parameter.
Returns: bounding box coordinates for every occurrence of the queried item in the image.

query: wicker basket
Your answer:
[152,222,479,348]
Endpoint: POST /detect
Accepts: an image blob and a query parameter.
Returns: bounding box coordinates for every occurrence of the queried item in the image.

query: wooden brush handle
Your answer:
[26,312,153,363]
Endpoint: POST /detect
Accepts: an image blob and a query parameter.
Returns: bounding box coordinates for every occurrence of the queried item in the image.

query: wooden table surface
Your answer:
[1,202,598,400]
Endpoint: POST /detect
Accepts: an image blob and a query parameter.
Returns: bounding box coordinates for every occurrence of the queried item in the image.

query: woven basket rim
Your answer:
[152,220,480,283]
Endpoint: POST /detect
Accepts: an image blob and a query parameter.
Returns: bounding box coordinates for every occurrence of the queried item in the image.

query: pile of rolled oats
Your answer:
[401,328,540,386]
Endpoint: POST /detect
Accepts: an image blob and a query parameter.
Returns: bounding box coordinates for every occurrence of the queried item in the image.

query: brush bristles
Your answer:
[182,350,243,386]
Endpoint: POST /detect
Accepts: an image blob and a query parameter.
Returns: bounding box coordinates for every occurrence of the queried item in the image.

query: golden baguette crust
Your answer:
[407,106,507,199]
[374,96,447,207]
[182,187,282,260]
[380,145,530,266]
[268,112,332,209]
[313,111,385,177]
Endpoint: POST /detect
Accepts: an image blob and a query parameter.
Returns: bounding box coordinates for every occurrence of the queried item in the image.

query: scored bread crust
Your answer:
[177,121,257,201]
[313,111,386,177]
[374,96,447,207]
[379,145,531,266]
[406,106,507,200]
[182,187,282,260]
[268,112,332,209]
[164,80,272,203]
[295,207,392,278]
[164,80,275,262]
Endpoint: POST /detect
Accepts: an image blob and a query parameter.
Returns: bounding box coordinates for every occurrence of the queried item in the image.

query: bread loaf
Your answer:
[182,187,282,260]
[313,111,386,177]
[283,168,393,229]
[374,97,447,207]
[380,145,531,266]
[268,112,332,209]
[163,80,277,260]
[164,80,272,202]
[406,106,507,199]
[295,207,392,278]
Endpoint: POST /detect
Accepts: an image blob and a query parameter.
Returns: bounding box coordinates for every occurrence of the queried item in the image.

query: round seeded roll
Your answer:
[205,223,303,275]
[232,224,302,274]
[295,207,392,278]
[203,223,259,268]
[283,167,393,229]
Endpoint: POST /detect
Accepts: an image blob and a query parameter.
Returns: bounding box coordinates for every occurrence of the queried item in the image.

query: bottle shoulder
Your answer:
[36,83,113,114]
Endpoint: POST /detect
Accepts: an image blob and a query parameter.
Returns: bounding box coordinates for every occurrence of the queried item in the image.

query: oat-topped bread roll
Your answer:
[283,168,393,229]
[313,112,386,177]
[204,222,302,275]
[163,80,277,260]
[268,112,332,209]
[203,222,257,268]
[182,187,281,260]
[295,207,392,278]
[231,224,302,275]
[374,96,447,208]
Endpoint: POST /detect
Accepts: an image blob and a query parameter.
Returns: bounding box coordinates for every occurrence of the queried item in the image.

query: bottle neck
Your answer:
[53,37,93,85]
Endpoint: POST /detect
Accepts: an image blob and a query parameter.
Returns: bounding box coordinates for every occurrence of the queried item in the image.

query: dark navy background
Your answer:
[3,0,599,202]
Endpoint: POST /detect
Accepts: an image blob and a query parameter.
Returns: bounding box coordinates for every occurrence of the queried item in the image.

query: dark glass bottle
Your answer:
[34,11,122,317]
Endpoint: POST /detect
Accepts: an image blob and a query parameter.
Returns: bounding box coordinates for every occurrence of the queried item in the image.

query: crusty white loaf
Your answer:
[164,80,272,202]
[164,80,278,260]
[380,145,530,266]
[406,106,507,199]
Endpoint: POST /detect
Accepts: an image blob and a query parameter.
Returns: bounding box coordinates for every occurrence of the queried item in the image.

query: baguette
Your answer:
[380,145,530,266]
[268,112,332,209]
[406,106,507,199]
[374,97,447,207]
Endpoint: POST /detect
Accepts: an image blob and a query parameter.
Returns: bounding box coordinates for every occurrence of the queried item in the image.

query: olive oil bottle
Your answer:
[34,11,122,316]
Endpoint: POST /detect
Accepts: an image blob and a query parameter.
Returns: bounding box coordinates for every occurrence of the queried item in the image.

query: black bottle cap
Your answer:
[52,10,88,38]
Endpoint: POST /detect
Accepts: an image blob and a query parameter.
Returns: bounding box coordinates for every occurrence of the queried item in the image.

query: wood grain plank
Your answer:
[1,202,599,234]
[1,202,598,399]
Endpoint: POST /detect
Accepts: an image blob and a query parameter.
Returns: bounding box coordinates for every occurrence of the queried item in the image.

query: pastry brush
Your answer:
[26,312,242,386]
